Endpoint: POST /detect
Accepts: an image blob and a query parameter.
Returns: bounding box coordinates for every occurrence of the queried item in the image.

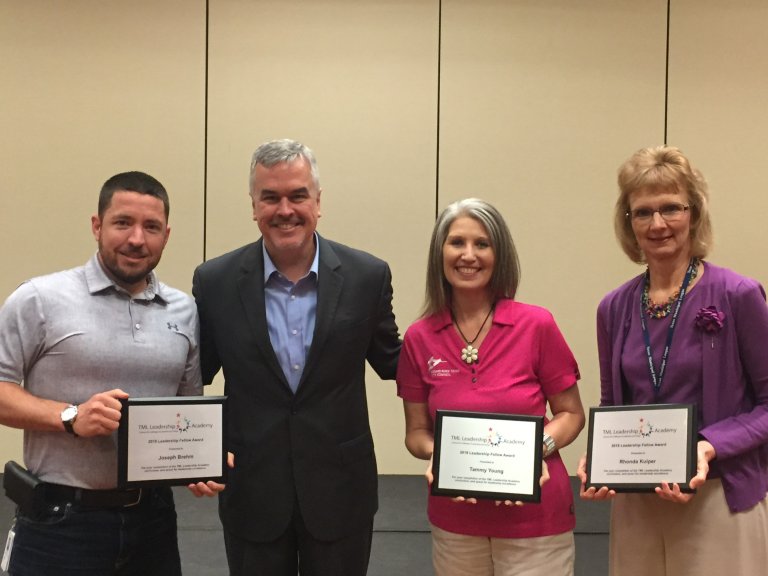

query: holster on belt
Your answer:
[3,460,46,515]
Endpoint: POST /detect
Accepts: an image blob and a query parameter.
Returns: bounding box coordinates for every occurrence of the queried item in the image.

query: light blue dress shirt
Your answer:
[263,238,319,392]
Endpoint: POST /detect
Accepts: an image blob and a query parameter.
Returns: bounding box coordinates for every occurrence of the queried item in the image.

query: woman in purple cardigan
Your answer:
[578,146,768,576]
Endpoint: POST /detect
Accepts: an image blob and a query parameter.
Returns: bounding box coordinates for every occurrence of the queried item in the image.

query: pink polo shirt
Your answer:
[397,299,580,538]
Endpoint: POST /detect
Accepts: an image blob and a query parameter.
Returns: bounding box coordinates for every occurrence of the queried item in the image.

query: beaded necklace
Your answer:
[642,258,700,319]
[640,257,698,395]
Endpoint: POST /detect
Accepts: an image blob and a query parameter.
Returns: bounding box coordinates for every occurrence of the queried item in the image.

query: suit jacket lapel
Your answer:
[299,236,343,391]
[237,240,291,390]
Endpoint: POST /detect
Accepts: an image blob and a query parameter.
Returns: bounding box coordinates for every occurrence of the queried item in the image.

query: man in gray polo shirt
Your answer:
[0,171,221,576]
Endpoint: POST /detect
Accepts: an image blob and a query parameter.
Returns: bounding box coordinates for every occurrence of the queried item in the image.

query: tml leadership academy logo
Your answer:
[487,427,503,446]
[638,417,654,437]
[176,413,191,432]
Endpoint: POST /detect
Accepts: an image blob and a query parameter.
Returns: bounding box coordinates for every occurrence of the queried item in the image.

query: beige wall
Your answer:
[1,0,767,474]
[668,0,768,282]
[0,0,206,463]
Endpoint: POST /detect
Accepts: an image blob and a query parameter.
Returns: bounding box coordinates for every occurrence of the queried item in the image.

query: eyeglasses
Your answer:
[626,203,691,223]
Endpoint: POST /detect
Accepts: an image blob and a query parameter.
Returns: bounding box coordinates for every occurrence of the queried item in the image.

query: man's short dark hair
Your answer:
[98,171,170,219]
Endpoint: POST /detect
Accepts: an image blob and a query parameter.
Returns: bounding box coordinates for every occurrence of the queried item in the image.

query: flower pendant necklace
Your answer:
[451,305,495,365]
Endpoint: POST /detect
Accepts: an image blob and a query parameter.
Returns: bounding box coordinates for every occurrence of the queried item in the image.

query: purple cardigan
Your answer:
[597,261,768,512]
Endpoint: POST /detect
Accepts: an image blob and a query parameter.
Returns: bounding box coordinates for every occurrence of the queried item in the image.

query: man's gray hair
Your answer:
[249,139,320,193]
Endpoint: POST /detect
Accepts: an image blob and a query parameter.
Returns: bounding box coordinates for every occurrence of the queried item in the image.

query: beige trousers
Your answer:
[431,524,574,576]
[610,479,768,576]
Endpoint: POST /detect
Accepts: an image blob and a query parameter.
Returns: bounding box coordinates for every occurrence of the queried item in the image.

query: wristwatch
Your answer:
[61,404,79,436]
[542,433,556,458]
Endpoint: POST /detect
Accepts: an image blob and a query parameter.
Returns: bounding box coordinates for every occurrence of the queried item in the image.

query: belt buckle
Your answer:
[123,488,143,508]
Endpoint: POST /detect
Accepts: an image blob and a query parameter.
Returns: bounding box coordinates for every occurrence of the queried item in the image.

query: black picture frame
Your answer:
[586,403,697,493]
[117,396,227,488]
[432,410,543,502]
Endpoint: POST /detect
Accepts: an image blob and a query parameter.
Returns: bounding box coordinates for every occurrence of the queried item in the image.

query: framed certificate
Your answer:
[117,396,227,488]
[586,404,697,493]
[432,410,543,502]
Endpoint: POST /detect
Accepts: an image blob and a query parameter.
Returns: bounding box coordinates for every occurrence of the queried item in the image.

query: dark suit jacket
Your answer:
[192,235,401,542]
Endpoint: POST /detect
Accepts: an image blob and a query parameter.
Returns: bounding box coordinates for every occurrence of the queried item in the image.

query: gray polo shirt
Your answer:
[0,254,202,489]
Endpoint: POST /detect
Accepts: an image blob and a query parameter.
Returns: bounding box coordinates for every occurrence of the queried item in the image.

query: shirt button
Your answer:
[472,377,477,383]
[291,329,298,335]
[135,323,141,330]
[292,364,300,371]
[291,295,296,300]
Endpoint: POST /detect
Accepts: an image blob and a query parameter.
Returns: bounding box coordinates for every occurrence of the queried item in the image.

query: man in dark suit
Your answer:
[192,139,401,576]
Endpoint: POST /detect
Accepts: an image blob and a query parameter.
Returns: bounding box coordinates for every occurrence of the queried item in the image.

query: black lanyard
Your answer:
[639,258,697,395]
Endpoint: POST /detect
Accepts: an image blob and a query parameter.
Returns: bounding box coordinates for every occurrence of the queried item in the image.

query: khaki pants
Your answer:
[610,479,768,576]
[431,524,574,576]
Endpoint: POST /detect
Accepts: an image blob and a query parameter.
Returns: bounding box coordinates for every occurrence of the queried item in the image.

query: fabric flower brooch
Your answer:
[695,306,725,348]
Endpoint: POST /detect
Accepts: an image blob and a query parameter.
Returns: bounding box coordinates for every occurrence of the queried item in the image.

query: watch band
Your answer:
[542,433,556,458]
[63,419,76,436]
[61,404,78,436]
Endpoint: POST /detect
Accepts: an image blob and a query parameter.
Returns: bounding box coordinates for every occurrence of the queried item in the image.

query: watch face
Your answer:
[62,405,78,422]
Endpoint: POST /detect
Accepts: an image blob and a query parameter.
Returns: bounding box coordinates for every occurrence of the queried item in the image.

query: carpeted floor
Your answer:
[0,475,609,575]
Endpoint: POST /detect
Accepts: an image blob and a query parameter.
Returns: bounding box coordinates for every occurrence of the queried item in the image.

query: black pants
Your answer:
[223,502,373,576]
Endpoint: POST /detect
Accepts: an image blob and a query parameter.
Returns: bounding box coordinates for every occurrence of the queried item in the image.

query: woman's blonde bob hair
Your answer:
[421,198,520,318]
[614,145,713,263]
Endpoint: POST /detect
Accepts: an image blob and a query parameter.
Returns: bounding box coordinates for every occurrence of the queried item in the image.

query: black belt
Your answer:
[43,484,150,508]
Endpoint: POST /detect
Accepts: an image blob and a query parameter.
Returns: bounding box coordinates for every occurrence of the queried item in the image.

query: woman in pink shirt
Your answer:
[397,198,585,576]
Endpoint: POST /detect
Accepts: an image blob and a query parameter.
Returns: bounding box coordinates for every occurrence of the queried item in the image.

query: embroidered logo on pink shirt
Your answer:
[427,356,459,378]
